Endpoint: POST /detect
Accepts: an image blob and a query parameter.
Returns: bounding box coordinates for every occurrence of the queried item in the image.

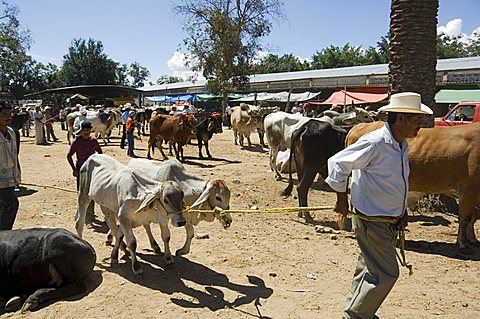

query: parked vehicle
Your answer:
[434,101,480,126]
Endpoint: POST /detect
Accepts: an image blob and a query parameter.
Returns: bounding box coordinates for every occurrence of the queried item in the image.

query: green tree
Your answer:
[254,53,309,74]
[128,61,150,87]
[116,63,129,86]
[389,0,438,119]
[436,33,468,59]
[153,75,183,85]
[364,35,390,65]
[0,0,38,99]
[467,33,480,57]
[311,43,366,69]
[175,0,284,108]
[58,38,117,86]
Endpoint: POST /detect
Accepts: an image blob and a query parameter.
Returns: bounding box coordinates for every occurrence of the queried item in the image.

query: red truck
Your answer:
[434,102,480,126]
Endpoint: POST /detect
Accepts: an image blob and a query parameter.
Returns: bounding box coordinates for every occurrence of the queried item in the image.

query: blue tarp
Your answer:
[146,94,195,103]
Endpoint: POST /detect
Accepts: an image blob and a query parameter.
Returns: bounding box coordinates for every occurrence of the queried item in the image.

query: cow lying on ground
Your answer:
[195,112,223,158]
[346,122,480,253]
[0,228,95,313]
[127,158,232,256]
[281,120,348,222]
[75,154,186,275]
[147,114,197,162]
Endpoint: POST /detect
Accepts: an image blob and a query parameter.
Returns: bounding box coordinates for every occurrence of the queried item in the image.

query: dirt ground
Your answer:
[3,122,480,319]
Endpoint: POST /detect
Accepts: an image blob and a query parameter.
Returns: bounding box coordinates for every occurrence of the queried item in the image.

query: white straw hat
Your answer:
[378,92,433,115]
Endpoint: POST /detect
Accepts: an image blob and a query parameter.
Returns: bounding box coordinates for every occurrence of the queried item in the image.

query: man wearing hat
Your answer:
[325,92,433,319]
[67,120,102,223]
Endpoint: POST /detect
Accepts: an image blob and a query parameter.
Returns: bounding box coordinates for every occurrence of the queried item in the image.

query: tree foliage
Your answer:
[175,0,284,102]
[128,61,150,87]
[153,75,183,86]
[253,53,309,74]
[58,38,118,86]
[0,0,39,99]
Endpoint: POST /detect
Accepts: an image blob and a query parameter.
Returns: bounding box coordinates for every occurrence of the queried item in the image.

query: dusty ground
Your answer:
[3,122,480,319]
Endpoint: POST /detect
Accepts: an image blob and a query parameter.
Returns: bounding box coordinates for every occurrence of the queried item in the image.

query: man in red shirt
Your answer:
[67,120,102,223]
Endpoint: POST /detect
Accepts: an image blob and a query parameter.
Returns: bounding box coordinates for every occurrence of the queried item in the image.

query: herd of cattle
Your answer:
[2,102,480,313]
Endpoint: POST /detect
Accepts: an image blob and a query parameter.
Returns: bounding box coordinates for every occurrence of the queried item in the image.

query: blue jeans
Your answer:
[127,131,135,156]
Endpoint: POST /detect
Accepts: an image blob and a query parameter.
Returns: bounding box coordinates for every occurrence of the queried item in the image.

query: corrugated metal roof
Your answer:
[140,56,480,92]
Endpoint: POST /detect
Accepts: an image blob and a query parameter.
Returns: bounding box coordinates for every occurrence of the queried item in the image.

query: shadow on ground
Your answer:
[97,254,273,317]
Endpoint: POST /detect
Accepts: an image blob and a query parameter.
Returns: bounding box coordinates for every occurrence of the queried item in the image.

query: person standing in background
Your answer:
[126,111,136,157]
[0,101,21,230]
[120,106,130,149]
[33,105,47,145]
[20,106,31,137]
[44,106,59,142]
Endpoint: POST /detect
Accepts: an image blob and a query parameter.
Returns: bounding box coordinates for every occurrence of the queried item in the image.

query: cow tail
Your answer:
[281,128,300,197]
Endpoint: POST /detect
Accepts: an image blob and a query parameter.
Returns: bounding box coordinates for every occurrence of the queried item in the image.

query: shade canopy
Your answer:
[321,89,388,105]
[435,89,480,104]
[233,91,320,103]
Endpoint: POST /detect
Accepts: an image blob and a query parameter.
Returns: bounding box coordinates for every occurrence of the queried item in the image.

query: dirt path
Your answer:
[4,123,480,318]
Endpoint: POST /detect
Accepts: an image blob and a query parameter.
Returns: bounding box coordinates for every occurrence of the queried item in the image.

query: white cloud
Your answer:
[166,51,204,81]
[437,19,480,44]
[437,18,463,37]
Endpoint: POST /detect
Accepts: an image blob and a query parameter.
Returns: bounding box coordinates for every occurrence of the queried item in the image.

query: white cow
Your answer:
[67,109,116,145]
[127,158,231,256]
[75,154,186,276]
[264,112,313,180]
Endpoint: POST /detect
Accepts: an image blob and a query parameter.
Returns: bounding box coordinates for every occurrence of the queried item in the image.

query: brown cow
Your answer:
[147,114,197,162]
[346,122,480,253]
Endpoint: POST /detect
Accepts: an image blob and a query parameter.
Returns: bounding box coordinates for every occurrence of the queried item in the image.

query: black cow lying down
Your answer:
[0,228,96,313]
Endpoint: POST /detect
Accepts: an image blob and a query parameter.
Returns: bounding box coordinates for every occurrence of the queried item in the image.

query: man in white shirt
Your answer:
[0,101,21,230]
[325,92,433,319]
[33,105,46,145]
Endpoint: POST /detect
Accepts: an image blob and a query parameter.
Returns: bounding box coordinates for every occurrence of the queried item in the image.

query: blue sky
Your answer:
[8,0,480,83]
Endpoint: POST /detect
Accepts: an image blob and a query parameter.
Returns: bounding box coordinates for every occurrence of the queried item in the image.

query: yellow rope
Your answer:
[19,182,78,194]
[184,205,412,276]
[183,205,335,215]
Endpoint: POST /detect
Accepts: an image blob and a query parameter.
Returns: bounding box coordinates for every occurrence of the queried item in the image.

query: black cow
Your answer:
[281,120,347,222]
[195,113,223,158]
[0,228,96,313]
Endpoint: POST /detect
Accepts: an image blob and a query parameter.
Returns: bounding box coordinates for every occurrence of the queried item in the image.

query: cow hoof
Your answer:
[21,299,38,313]
[5,296,22,312]
[133,267,144,277]
[275,175,282,181]
[153,246,162,255]
[459,246,474,255]
[175,249,187,256]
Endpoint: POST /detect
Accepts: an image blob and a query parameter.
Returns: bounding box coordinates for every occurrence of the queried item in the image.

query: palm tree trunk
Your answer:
[389,0,439,121]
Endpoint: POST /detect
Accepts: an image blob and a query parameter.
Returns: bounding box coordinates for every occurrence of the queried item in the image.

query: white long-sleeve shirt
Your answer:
[0,126,21,188]
[325,124,409,217]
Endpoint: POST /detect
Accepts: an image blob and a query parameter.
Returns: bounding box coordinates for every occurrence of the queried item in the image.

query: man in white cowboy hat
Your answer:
[325,92,433,319]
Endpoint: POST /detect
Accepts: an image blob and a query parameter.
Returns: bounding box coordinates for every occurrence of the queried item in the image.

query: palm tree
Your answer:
[389,0,439,120]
